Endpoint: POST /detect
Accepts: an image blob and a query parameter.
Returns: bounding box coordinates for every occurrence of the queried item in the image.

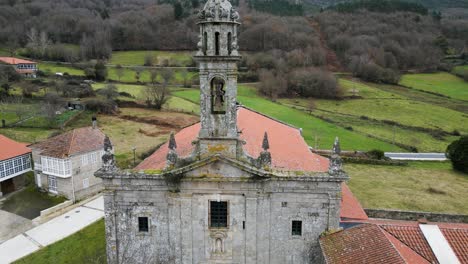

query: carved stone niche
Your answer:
[210,230,228,257]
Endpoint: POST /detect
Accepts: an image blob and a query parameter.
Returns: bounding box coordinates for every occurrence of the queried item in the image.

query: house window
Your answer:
[0,154,31,180]
[210,201,228,228]
[83,178,89,188]
[41,156,72,177]
[48,175,58,193]
[138,217,149,232]
[292,221,302,236]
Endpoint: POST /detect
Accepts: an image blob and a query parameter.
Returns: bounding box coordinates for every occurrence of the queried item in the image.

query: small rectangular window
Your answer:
[210,201,228,228]
[292,220,302,236]
[138,217,149,232]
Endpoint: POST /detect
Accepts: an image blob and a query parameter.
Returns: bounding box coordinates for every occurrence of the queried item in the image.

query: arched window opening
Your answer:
[211,77,226,114]
[227,32,232,55]
[203,32,208,55]
[215,32,220,56]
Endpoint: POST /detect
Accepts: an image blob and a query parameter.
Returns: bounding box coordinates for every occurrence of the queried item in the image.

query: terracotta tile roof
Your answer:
[441,228,468,263]
[340,183,368,220]
[380,225,439,263]
[137,107,329,172]
[0,57,36,65]
[382,229,431,264]
[320,224,406,264]
[0,135,31,160]
[341,219,468,264]
[31,127,106,158]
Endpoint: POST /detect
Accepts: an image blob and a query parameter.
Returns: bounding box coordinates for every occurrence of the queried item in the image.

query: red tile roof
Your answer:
[137,107,329,172]
[382,230,430,264]
[341,219,468,264]
[340,183,368,220]
[440,228,468,263]
[381,225,438,263]
[320,224,407,264]
[31,127,106,158]
[0,57,36,65]
[0,135,31,160]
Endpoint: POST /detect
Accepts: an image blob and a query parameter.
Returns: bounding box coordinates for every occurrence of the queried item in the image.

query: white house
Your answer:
[30,126,107,201]
[0,135,32,196]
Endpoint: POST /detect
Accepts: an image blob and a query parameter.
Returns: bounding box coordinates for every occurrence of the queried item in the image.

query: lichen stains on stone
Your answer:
[208,144,228,153]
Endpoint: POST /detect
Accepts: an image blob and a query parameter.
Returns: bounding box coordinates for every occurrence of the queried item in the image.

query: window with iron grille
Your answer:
[292,220,302,236]
[138,217,149,232]
[210,201,228,228]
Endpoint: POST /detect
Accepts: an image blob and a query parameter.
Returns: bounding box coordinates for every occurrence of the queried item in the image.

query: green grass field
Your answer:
[400,72,468,101]
[280,78,467,152]
[15,219,106,264]
[38,63,85,76]
[347,162,468,214]
[110,50,193,66]
[173,85,401,151]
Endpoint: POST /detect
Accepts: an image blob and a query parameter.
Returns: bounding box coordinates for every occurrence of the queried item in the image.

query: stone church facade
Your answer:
[97,0,348,263]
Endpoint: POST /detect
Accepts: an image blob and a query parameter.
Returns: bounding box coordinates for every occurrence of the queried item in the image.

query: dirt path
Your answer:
[308,18,344,72]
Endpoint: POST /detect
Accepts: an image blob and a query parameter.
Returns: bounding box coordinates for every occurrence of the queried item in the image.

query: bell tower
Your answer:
[195,0,241,141]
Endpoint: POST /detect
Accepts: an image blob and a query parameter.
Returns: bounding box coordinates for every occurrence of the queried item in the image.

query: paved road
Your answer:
[385,153,447,161]
[0,210,33,243]
[0,196,104,264]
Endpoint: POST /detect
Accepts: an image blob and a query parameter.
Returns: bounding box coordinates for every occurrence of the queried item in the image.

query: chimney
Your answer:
[92,116,97,129]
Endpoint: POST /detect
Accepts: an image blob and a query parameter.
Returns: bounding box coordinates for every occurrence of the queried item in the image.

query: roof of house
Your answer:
[320,224,412,264]
[31,127,106,159]
[0,135,31,160]
[327,219,468,264]
[0,57,36,65]
[137,106,330,172]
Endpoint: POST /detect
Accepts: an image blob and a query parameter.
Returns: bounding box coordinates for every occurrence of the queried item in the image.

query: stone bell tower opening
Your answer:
[211,77,226,114]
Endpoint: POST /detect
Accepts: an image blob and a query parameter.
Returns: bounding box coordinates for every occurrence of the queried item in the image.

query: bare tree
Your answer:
[99,84,119,100]
[134,67,144,83]
[150,69,158,86]
[145,69,173,110]
[115,65,125,82]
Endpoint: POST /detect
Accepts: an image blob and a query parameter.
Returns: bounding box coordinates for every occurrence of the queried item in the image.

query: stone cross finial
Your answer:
[262,132,270,151]
[102,136,116,171]
[332,137,341,155]
[256,131,271,168]
[166,132,178,168]
[169,132,177,150]
[329,137,343,176]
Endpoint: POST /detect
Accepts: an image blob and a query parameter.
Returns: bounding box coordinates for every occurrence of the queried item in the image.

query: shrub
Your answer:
[367,149,385,160]
[85,99,116,114]
[446,136,468,174]
[288,68,342,99]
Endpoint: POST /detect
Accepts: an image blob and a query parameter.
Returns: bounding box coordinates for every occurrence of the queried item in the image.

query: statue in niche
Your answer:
[211,77,226,114]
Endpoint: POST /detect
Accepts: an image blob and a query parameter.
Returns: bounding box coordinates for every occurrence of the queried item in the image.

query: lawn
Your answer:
[38,63,84,76]
[400,72,468,101]
[173,85,400,151]
[110,50,194,66]
[346,162,468,214]
[0,177,67,219]
[15,219,106,264]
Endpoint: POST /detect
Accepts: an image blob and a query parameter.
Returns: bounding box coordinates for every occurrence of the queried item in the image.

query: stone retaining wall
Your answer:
[365,208,468,223]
